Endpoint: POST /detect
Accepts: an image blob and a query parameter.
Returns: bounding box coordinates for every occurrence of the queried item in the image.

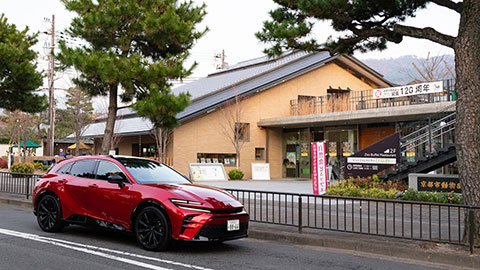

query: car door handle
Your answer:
[88,184,98,188]
[58,179,68,184]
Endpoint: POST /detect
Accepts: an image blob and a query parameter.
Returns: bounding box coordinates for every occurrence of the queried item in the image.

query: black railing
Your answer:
[291,79,456,116]
[0,171,44,199]
[227,189,479,253]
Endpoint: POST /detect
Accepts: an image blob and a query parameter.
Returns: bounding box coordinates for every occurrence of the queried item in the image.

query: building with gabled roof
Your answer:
[82,51,455,180]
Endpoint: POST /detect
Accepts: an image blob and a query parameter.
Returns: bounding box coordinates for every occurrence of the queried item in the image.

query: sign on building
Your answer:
[312,141,327,195]
[344,133,400,178]
[408,173,461,193]
[372,81,443,99]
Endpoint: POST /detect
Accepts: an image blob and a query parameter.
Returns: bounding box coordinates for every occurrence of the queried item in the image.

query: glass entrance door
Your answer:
[325,128,358,180]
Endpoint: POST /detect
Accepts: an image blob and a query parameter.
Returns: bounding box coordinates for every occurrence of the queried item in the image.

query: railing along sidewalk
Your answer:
[0,171,44,199]
[227,188,479,253]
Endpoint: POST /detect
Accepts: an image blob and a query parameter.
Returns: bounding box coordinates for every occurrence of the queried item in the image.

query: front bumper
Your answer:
[175,211,249,241]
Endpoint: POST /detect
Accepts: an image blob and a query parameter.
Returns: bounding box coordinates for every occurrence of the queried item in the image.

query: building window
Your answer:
[197,153,236,167]
[255,148,265,160]
[235,122,250,142]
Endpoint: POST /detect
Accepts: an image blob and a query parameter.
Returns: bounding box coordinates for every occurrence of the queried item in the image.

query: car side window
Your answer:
[56,162,73,175]
[69,160,97,179]
[95,161,128,182]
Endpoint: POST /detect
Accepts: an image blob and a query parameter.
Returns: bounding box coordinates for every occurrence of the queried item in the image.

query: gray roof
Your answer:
[77,116,153,138]
[174,51,335,121]
[81,51,390,137]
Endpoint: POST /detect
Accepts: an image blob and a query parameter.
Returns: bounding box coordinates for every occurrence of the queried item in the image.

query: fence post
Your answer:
[298,196,302,232]
[469,209,475,255]
[428,117,432,155]
[25,176,30,200]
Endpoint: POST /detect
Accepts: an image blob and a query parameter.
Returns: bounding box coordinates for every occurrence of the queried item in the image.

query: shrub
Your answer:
[33,162,51,171]
[401,189,463,204]
[0,158,8,169]
[228,169,244,180]
[326,185,400,199]
[10,163,35,174]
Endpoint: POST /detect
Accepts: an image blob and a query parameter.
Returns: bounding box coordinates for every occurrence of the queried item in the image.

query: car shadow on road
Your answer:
[60,224,245,254]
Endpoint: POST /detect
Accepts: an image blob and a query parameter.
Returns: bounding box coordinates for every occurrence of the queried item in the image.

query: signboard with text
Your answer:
[251,163,271,180]
[188,163,228,181]
[373,81,443,99]
[344,133,400,178]
[417,176,461,193]
[312,141,327,195]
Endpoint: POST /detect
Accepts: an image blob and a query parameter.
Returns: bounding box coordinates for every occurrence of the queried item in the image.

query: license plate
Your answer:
[227,219,240,231]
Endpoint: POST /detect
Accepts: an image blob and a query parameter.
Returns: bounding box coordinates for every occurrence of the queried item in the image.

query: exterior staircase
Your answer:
[387,110,457,180]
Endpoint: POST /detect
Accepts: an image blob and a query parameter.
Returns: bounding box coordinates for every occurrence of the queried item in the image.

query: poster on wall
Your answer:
[344,133,400,178]
[342,142,352,156]
[286,152,296,168]
[311,141,328,195]
[300,143,309,157]
[252,163,270,180]
[328,142,337,157]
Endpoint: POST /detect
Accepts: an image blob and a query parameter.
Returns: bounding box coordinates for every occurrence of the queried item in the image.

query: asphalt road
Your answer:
[0,204,462,270]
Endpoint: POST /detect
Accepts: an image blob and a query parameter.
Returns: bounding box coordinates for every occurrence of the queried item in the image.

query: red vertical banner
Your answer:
[312,141,327,195]
[312,142,318,194]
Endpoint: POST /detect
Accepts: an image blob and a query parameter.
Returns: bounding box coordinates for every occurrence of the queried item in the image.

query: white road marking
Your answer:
[0,228,214,270]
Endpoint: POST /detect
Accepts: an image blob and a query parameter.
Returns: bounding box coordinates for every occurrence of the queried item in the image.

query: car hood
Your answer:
[146,183,243,209]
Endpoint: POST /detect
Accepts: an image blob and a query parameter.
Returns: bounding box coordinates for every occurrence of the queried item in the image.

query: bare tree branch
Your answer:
[394,24,455,48]
[430,0,463,13]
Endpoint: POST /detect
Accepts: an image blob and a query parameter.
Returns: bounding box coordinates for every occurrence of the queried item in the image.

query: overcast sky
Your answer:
[1,0,460,110]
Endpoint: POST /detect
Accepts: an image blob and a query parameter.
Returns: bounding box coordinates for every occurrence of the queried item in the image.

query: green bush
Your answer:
[228,169,244,180]
[33,162,51,171]
[326,185,399,199]
[10,163,35,174]
[401,189,463,204]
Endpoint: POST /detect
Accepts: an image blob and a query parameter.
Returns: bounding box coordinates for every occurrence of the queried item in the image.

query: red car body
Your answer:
[33,156,248,250]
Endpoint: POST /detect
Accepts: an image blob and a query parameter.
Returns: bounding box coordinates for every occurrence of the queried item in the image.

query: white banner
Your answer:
[372,81,443,99]
[347,157,397,165]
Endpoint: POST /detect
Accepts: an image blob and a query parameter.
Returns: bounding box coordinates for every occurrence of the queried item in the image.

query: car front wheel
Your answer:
[36,194,63,232]
[134,206,171,251]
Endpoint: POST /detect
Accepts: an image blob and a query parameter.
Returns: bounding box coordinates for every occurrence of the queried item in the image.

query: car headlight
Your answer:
[169,199,211,213]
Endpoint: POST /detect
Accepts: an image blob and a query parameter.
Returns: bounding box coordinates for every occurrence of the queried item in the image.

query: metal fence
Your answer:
[1,171,478,252]
[0,171,43,199]
[227,189,479,253]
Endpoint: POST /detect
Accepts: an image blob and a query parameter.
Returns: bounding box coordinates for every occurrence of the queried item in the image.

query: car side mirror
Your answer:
[107,174,125,188]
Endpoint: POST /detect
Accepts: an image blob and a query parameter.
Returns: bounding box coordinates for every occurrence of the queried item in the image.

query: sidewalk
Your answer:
[1,186,479,269]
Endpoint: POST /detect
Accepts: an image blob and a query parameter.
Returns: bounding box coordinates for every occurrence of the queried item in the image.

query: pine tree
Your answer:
[57,0,207,154]
[257,0,480,242]
[65,87,94,156]
[0,14,46,113]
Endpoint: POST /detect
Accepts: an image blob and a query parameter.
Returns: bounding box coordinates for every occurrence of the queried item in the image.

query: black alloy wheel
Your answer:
[134,206,171,251]
[37,194,63,232]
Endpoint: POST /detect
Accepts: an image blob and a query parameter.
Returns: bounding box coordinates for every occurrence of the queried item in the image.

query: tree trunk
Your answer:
[75,130,80,156]
[454,0,480,243]
[101,83,118,155]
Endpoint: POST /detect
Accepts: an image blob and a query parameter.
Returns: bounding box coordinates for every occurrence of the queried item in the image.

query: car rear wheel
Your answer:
[37,195,63,232]
[134,206,171,251]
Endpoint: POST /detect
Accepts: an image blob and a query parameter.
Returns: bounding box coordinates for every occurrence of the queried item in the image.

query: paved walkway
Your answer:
[199,179,316,194]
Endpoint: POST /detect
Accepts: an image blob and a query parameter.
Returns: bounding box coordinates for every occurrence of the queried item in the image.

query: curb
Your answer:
[0,197,31,209]
[248,224,480,269]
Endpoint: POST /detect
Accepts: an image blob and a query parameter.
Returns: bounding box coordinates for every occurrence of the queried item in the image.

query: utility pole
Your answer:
[214,49,226,70]
[46,15,55,156]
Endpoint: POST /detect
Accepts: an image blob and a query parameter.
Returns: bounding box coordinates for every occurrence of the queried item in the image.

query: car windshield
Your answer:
[115,158,190,185]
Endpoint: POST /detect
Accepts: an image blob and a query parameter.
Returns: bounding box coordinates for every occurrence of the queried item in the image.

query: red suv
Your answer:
[33,156,248,250]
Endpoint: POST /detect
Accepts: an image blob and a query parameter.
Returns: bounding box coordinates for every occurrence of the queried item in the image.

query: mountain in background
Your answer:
[362,54,455,85]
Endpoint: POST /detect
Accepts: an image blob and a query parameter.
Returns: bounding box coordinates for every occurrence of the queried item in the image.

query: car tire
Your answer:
[134,206,171,251]
[36,194,64,233]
